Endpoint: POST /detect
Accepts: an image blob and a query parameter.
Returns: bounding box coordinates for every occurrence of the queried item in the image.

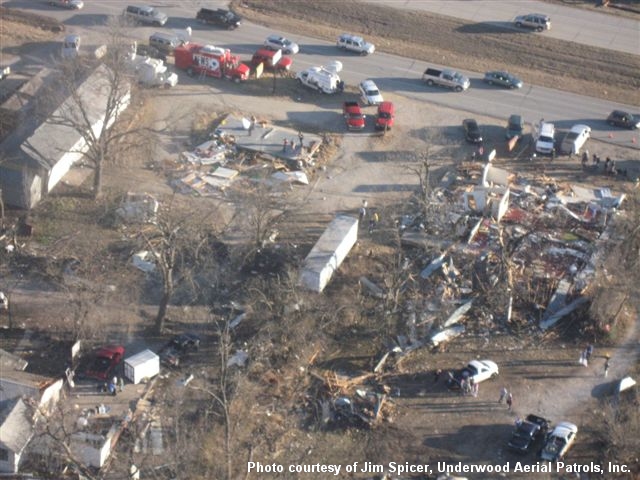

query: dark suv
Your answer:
[196,8,241,29]
[607,110,640,129]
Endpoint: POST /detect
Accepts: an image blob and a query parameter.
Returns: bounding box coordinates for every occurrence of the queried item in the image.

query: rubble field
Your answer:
[1,4,639,479]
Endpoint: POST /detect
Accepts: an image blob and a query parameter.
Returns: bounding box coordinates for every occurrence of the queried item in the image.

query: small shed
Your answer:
[124,350,159,385]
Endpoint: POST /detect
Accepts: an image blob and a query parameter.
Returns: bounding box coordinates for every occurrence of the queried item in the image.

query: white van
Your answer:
[296,66,342,94]
[535,122,555,154]
[560,124,591,155]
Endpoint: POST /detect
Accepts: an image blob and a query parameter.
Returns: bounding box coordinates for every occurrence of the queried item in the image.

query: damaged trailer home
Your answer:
[299,215,358,293]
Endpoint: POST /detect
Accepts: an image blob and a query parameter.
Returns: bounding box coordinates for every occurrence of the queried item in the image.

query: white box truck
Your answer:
[299,215,358,292]
[124,349,160,384]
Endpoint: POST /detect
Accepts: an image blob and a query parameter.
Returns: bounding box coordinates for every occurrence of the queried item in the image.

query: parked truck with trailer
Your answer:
[174,43,250,82]
[250,48,292,72]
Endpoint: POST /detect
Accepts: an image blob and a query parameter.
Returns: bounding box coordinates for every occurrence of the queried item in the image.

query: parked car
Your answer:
[560,124,591,155]
[358,79,383,105]
[196,8,241,29]
[484,71,523,89]
[149,32,181,56]
[136,43,167,62]
[447,360,498,388]
[539,422,578,461]
[124,5,168,26]
[506,114,524,139]
[263,35,299,55]
[49,0,84,9]
[535,121,555,154]
[463,118,483,144]
[78,345,125,381]
[343,101,366,130]
[607,110,640,129]
[61,34,81,60]
[337,33,375,55]
[375,101,395,130]
[514,13,551,31]
[159,333,201,367]
[508,414,551,453]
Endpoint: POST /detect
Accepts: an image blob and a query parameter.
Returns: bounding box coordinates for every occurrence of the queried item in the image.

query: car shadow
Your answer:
[2,0,55,10]
[456,22,521,34]
[297,44,346,57]
[62,13,110,27]
[423,423,515,464]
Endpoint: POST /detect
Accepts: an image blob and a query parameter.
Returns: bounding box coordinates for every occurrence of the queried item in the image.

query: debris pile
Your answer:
[307,368,395,429]
[165,114,323,197]
[385,161,627,346]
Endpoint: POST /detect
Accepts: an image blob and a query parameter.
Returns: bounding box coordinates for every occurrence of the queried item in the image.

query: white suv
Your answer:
[514,13,551,31]
[124,5,168,26]
[535,122,555,154]
[337,34,375,55]
[264,35,299,55]
[358,80,383,105]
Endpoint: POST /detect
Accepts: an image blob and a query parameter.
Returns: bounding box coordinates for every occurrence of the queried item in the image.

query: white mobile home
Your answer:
[299,215,358,293]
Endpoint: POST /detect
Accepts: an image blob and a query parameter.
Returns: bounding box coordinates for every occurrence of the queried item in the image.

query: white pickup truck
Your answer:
[422,67,470,92]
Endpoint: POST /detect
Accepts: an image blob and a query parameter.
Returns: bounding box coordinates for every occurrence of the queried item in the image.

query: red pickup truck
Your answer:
[250,48,292,72]
[343,101,365,130]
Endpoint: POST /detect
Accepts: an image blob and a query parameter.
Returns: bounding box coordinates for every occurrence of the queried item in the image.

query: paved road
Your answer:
[5,0,640,147]
[368,0,640,56]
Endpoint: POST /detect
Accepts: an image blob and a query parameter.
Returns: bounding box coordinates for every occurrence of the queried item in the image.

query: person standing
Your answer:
[118,376,124,392]
[586,344,594,361]
[359,205,367,223]
[579,350,586,366]
[498,387,508,403]
[298,131,304,150]
[433,369,442,384]
[604,356,610,378]
[506,392,513,411]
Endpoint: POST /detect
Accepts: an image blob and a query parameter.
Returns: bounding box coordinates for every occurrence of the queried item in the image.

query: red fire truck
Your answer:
[174,43,250,82]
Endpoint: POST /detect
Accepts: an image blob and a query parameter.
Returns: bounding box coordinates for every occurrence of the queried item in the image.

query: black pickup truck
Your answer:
[196,8,241,29]
[507,414,551,453]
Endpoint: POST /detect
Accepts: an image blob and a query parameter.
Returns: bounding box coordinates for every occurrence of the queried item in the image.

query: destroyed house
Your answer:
[0,64,131,209]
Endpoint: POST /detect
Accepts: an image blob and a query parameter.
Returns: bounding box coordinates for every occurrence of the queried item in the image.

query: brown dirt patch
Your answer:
[232,0,640,105]
[0,7,64,41]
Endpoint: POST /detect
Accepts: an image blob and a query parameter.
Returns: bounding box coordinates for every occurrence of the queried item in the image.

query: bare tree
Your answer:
[141,198,227,333]
[229,180,289,251]
[189,316,235,480]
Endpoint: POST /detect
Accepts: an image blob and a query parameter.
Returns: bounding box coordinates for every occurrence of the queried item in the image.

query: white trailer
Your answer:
[137,58,178,88]
[124,349,160,384]
[299,215,358,293]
